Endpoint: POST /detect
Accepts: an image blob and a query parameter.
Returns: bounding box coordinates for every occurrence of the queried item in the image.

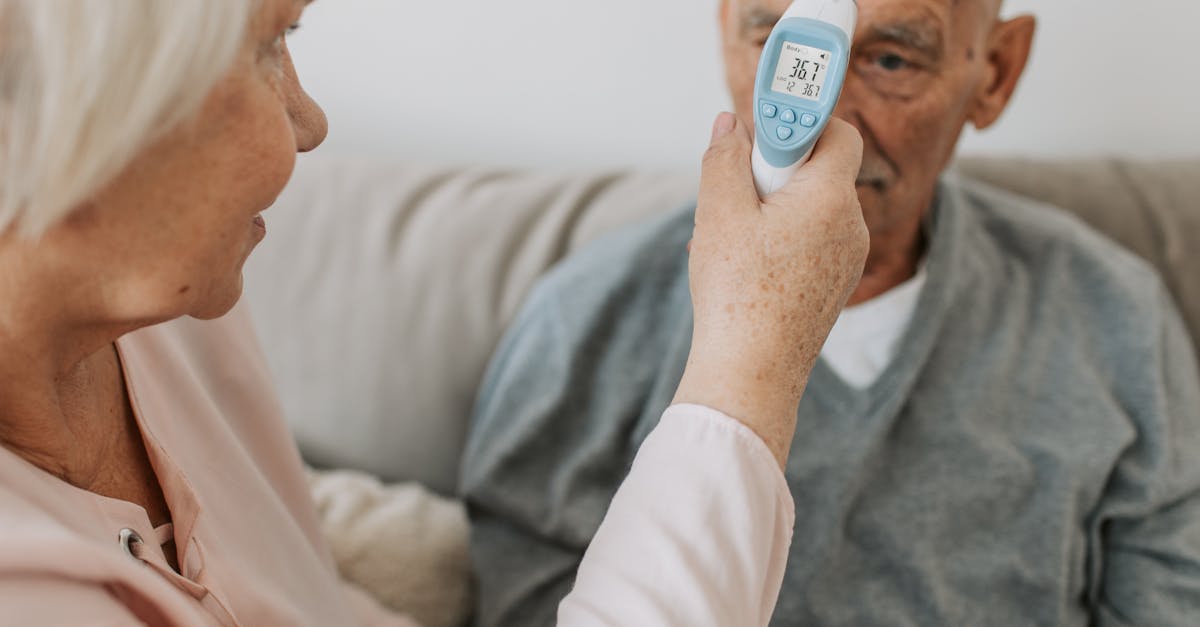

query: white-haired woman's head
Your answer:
[0,0,325,321]
[0,1,263,235]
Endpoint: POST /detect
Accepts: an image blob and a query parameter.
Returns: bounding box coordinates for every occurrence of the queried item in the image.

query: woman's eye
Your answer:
[273,23,301,50]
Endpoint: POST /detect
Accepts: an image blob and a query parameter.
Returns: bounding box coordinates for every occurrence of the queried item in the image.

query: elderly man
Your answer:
[461,0,1200,625]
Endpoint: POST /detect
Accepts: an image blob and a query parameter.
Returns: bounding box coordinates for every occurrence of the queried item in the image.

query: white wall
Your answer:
[960,0,1200,159]
[290,0,1200,172]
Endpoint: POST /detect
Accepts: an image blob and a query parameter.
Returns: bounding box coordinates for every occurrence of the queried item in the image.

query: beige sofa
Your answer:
[243,156,1199,626]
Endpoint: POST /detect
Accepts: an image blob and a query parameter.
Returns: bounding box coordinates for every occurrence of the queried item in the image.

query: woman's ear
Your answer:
[969,15,1036,131]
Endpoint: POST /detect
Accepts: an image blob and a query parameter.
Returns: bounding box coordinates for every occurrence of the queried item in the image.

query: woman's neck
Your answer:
[0,246,141,483]
[0,329,172,525]
[0,334,126,484]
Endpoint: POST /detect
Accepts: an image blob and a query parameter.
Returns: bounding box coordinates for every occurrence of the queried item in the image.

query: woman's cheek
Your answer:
[238,89,300,211]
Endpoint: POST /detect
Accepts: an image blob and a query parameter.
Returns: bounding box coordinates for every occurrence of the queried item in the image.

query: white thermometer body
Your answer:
[751,0,857,197]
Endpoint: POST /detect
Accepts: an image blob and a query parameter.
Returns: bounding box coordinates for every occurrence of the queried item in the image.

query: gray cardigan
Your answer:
[460,175,1200,626]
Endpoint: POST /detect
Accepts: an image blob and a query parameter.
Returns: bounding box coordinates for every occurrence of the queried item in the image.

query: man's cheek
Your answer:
[914,88,971,145]
[891,101,959,171]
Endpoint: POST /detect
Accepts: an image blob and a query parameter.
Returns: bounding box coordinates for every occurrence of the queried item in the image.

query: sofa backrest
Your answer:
[244,156,1200,495]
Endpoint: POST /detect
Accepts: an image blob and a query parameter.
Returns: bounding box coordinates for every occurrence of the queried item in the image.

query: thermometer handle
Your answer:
[753,142,814,198]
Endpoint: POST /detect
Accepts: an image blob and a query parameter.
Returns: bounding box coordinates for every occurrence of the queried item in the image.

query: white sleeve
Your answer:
[557,404,796,627]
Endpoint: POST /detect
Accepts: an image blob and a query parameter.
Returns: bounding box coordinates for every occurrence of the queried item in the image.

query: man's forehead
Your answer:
[737,0,985,26]
[736,0,999,48]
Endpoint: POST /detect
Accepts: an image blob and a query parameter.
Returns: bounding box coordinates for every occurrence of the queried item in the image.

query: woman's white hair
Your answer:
[0,1,255,236]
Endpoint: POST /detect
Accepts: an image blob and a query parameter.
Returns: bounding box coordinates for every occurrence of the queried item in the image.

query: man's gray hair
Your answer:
[0,1,254,236]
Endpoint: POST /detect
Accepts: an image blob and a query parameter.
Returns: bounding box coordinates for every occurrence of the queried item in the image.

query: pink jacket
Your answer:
[0,304,794,626]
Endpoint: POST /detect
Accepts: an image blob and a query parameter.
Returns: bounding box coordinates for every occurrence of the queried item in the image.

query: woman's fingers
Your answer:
[697,113,759,228]
[770,119,863,212]
[799,118,864,183]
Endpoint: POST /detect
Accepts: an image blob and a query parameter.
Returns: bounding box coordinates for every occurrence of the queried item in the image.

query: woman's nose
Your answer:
[293,88,328,153]
[281,47,328,153]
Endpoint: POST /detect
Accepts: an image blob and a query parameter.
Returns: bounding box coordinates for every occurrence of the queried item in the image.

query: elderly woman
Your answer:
[0,0,867,625]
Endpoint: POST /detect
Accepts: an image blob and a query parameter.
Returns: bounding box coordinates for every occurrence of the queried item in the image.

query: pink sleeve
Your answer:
[0,577,147,627]
[558,404,796,627]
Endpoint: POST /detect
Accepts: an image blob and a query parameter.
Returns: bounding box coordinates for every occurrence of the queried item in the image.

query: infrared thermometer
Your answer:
[751,0,857,197]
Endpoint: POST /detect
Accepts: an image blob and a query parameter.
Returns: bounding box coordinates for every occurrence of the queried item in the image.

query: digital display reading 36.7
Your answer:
[770,41,833,101]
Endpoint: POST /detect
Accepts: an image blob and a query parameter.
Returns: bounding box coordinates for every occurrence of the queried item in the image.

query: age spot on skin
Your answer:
[178,286,191,294]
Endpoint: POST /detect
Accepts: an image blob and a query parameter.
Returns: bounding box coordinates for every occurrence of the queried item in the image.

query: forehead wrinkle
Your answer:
[957,0,1003,16]
[948,0,1003,32]
[736,1,980,48]
[859,1,951,51]
[867,19,944,54]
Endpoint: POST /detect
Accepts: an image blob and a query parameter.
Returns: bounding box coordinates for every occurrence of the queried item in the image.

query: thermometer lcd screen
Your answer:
[770,41,833,102]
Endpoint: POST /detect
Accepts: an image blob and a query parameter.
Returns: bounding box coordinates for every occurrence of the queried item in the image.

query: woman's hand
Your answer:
[674,112,868,468]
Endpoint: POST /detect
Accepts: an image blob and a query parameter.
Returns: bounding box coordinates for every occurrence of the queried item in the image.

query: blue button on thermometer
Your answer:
[752,0,857,197]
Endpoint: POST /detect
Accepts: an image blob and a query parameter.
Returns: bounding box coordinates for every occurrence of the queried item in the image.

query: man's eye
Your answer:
[875,53,910,71]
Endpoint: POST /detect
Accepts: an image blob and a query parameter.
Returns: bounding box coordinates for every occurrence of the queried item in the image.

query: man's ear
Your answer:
[969,15,1036,131]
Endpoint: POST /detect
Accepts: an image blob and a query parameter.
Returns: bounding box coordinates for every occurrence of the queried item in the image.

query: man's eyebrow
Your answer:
[739,6,945,57]
[742,8,783,33]
[865,19,945,55]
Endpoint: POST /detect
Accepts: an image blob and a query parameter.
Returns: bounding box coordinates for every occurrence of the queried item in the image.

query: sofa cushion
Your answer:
[244,156,694,494]
[244,156,1199,493]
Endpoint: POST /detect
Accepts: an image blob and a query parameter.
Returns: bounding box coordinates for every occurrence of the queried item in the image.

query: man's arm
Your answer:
[460,278,681,627]
[1094,285,1200,624]
[468,510,585,627]
[459,196,698,627]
